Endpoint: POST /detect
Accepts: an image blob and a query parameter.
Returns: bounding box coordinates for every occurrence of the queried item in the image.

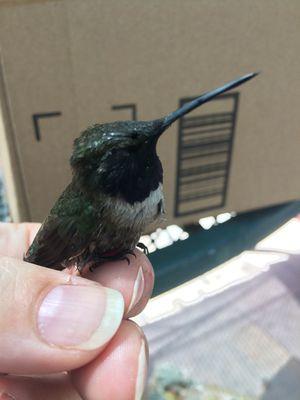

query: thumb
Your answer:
[0,256,124,375]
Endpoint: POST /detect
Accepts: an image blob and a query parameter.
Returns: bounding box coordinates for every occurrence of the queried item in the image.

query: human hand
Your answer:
[0,223,154,400]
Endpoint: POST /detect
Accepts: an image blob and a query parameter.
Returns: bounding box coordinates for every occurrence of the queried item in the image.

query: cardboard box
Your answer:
[0,0,299,225]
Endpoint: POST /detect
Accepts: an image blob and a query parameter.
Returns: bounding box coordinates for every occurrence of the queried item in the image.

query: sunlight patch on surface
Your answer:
[140,212,235,253]
[139,224,189,253]
[256,218,300,253]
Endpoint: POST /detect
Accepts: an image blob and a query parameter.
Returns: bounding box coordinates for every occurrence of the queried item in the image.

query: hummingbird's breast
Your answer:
[92,183,164,253]
[107,182,164,228]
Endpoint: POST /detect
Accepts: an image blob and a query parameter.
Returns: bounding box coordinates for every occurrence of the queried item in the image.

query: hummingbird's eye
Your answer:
[131,132,138,139]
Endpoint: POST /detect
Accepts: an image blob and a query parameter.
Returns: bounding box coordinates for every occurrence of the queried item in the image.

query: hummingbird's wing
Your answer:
[24,184,99,270]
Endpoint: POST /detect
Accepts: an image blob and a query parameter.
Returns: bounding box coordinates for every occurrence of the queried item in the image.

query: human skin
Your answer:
[0,223,154,400]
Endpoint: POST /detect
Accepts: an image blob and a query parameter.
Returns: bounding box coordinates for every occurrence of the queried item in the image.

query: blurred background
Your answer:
[0,1,300,399]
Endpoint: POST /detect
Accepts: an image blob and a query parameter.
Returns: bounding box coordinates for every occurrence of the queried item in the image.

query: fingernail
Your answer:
[128,267,145,315]
[135,339,148,400]
[38,285,124,350]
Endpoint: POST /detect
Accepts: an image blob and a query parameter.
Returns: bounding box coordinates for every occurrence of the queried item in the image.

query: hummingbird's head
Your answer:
[70,72,258,204]
[70,119,166,203]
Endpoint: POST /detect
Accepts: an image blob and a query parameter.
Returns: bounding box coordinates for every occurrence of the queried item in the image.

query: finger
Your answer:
[0,224,154,317]
[0,223,40,258]
[0,256,124,374]
[0,374,81,400]
[71,320,148,400]
[83,249,154,318]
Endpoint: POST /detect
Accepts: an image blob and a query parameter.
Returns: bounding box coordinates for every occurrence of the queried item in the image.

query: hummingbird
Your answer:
[24,73,257,272]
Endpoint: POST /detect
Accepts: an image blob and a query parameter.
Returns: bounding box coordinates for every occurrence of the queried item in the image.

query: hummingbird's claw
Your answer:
[121,256,131,265]
[86,248,137,270]
[137,242,149,256]
[123,249,136,258]
[89,265,95,272]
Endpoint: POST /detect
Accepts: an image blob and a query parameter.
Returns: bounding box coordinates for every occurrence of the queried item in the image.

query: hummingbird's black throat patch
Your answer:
[101,142,163,204]
[99,139,163,204]
[76,136,163,204]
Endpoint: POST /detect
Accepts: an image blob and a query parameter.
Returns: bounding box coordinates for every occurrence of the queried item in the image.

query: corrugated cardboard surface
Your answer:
[0,0,299,225]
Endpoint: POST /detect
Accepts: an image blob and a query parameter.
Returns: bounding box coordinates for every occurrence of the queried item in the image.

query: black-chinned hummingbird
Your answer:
[25,73,257,272]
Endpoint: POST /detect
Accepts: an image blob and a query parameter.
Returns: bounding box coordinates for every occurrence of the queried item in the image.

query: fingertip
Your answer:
[83,249,154,317]
[71,320,148,400]
[0,257,124,374]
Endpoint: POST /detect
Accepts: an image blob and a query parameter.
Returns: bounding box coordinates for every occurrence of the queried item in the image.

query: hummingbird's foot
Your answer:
[62,257,88,276]
[88,249,136,271]
[69,264,81,276]
[124,249,137,258]
[120,255,131,265]
[116,249,137,265]
[136,242,149,256]
[89,264,95,273]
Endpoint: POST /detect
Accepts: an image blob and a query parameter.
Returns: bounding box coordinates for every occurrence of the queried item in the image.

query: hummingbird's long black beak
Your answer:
[161,72,258,131]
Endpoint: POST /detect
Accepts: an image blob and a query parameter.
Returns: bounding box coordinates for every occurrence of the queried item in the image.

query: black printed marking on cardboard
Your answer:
[174,92,239,217]
[111,104,137,121]
[32,112,62,141]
